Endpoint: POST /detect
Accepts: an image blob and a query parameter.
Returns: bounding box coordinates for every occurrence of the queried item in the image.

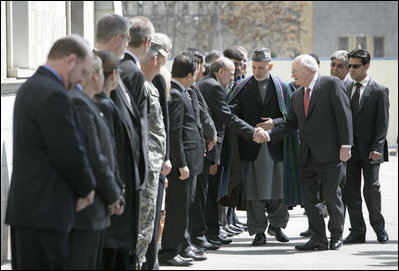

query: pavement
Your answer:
[161,155,398,270]
[1,156,398,270]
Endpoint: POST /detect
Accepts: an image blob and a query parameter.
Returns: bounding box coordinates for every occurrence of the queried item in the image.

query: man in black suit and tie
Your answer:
[6,35,96,269]
[343,49,390,244]
[330,50,353,90]
[158,54,204,266]
[266,54,353,251]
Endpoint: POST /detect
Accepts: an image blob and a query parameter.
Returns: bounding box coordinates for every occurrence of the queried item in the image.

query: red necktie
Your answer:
[304,88,311,117]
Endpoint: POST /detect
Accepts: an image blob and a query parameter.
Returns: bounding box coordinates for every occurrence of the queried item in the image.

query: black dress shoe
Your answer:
[180,250,207,261]
[300,228,312,237]
[343,232,366,244]
[267,225,289,242]
[252,233,266,246]
[188,245,205,255]
[223,225,242,235]
[220,228,234,237]
[159,255,193,266]
[295,240,328,251]
[376,230,389,243]
[329,238,343,250]
[192,239,220,250]
[228,224,244,233]
[207,234,233,245]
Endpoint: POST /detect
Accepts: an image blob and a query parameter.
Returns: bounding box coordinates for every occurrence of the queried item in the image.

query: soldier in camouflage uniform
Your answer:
[136,40,168,268]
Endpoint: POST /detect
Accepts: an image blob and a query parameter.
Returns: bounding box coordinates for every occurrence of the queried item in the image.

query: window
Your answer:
[373,37,385,57]
[338,36,349,51]
[337,35,386,57]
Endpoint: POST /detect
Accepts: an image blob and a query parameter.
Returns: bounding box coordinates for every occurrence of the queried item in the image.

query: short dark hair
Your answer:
[348,49,371,64]
[47,34,89,60]
[93,50,120,79]
[171,53,197,78]
[223,47,245,61]
[182,49,205,66]
[308,53,320,65]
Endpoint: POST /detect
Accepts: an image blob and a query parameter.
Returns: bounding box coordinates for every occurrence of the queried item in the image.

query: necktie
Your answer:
[304,88,311,117]
[351,82,362,136]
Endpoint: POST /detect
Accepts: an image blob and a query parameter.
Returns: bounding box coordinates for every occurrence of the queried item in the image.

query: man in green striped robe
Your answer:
[219,48,301,245]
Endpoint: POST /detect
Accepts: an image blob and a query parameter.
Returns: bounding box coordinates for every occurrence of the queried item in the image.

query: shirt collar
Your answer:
[357,75,369,87]
[171,78,186,92]
[42,65,63,84]
[308,73,319,90]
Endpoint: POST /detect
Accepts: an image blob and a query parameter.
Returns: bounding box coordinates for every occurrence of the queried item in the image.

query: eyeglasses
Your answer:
[330,62,346,69]
[348,64,364,69]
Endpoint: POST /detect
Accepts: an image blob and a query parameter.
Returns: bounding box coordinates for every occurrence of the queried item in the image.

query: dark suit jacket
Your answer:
[230,76,286,161]
[189,83,216,145]
[69,88,121,230]
[270,75,353,165]
[6,66,96,232]
[198,73,255,164]
[153,74,170,162]
[169,80,204,175]
[119,52,149,188]
[347,78,389,163]
[107,82,142,249]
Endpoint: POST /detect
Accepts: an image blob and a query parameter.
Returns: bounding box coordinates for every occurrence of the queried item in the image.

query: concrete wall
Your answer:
[312,1,398,57]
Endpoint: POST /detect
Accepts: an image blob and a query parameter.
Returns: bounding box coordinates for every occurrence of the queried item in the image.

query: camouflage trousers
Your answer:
[136,170,160,266]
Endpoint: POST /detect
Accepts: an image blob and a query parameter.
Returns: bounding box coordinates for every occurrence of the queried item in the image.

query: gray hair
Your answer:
[128,16,154,48]
[96,13,129,43]
[154,33,172,53]
[330,50,349,65]
[295,54,319,72]
[210,56,234,73]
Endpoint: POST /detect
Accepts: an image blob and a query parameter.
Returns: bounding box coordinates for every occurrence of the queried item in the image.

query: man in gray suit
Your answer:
[266,54,353,251]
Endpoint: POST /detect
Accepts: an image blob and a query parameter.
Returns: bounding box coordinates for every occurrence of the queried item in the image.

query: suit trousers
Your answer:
[10,226,69,270]
[246,199,289,236]
[205,165,222,235]
[343,140,385,235]
[158,169,196,260]
[300,151,346,244]
[67,229,104,270]
[190,158,212,238]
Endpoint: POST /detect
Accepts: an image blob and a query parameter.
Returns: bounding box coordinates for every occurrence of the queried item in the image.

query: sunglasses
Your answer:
[348,64,364,69]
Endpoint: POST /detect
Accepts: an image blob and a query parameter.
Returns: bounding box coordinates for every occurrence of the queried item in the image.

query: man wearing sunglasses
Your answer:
[343,49,390,244]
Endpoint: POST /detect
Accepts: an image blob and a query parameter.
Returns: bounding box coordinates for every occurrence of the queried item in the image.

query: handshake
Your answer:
[252,117,274,144]
[253,127,268,144]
